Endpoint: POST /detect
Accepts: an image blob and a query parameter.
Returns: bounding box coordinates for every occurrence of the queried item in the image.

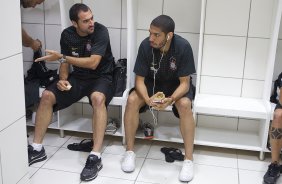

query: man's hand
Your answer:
[152,97,173,111]
[56,80,72,91]
[35,49,62,62]
[31,39,42,51]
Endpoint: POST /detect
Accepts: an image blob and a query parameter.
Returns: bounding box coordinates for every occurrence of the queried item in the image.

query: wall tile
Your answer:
[109,28,121,60]
[197,114,238,130]
[121,29,128,59]
[248,0,274,38]
[21,24,45,62]
[122,0,127,28]
[202,35,246,78]
[137,0,163,30]
[238,118,260,133]
[177,33,199,70]
[45,0,61,25]
[164,0,201,33]
[244,38,269,80]
[84,0,122,28]
[200,76,242,96]
[0,118,28,184]
[21,3,44,24]
[241,79,264,99]
[45,25,61,52]
[205,0,250,36]
[279,19,282,39]
[0,54,25,131]
[0,0,22,59]
[273,40,282,80]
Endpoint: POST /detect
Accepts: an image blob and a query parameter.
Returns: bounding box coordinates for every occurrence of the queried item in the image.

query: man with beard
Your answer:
[21,0,45,51]
[121,15,196,182]
[28,3,115,182]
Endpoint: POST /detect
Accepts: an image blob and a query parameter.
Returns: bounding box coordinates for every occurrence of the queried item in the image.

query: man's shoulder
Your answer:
[174,34,190,46]
[94,22,108,32]
[62,26,76,36]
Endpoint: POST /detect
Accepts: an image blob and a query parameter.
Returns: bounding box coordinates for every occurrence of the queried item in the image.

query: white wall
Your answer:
[0,1,29,184]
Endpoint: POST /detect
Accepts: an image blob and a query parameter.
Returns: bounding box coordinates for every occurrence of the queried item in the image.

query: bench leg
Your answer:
[60,129,65,138]
[259,151,265,160]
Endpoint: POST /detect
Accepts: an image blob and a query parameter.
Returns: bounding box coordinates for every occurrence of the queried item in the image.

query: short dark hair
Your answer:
[150,15,175,34]
[69,3,91,22]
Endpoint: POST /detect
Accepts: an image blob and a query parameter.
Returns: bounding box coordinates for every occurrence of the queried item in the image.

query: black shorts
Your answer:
[46,75,114,112]
[275,102,282,110]
[130,81,195,118]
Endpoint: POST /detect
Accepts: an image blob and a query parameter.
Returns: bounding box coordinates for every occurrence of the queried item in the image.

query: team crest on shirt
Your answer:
[169,56,177,71]
[86,43,92,51]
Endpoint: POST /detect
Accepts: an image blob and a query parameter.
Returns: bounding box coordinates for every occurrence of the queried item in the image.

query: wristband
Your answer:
[59,54,66,63]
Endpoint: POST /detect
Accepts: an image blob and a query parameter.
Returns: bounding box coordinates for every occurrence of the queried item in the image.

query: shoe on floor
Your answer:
[80,154,103,181]
[264,162,280,184]
[121,151,136,172]
[179,160,194,182]
[28,145,47,166]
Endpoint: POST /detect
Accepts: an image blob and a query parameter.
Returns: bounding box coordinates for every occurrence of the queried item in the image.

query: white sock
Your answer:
[32,143,43,152]
[90,151,101,158]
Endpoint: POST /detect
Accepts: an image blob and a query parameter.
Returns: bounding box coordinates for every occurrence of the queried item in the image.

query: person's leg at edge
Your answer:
[91,91,108,155]
[176,97,195,182]
[124,91,145,151]
[264,108,282,184]
[121,90,145,172]
[270,109,282,163]
[28,90,56,166]
[33,90,56,144]
[80,91,107,181]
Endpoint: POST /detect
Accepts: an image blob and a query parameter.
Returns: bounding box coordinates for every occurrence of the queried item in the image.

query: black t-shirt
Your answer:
[134,34,195,93]
[60,22,114,80]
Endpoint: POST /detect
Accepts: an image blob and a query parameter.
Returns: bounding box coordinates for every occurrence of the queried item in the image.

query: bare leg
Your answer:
[175,97,195,160]
[270,109,282,163]
[33,90,56,144]
[90,92,108,152]
[124,91,145,151]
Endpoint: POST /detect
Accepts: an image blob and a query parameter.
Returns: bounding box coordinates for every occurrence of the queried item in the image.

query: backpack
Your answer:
[270,72,282,104]
[26,49,58,87]
[113,58,127,97]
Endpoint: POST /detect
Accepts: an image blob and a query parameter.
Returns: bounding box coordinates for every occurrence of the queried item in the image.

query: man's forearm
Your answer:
[59,63,69,80]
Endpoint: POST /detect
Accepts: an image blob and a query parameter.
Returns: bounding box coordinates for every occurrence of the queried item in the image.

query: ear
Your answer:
[72,21,78,28]
[166,32,173,41]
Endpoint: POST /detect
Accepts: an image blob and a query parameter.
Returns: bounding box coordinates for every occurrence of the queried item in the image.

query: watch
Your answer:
[59,54,67,63]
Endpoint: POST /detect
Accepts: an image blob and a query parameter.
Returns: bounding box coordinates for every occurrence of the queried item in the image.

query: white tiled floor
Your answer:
[27,129,282,184]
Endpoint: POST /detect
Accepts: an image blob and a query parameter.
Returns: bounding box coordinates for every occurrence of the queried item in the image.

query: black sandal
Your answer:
[160,147,184,162]
[67,139,93,152]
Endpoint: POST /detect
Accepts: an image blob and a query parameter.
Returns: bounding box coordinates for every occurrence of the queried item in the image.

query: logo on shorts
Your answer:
[169,56,177,71]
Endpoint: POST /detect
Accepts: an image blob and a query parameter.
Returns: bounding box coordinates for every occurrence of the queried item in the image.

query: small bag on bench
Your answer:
[113,58,127,97]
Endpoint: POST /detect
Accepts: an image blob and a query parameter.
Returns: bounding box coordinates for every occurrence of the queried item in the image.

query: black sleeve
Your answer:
[91,27,109,57]
[177,43,196,77]
[279,73,282,88]
[60,31,71,56]
[134,42,149,77]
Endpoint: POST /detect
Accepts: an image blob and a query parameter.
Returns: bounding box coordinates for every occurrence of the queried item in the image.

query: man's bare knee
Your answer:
[91,92,106,107]
[40,90,55,105]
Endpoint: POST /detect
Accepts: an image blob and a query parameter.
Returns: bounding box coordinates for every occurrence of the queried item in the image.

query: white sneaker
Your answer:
[121,151,136,172]
[179,160,194,182]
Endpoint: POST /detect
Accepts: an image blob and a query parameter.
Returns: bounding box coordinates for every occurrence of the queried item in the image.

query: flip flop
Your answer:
[160,147,184,162]
[67,139,93,152]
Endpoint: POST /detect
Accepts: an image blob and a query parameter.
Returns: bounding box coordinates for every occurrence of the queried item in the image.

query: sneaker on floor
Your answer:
[121,151,136,172]
[80,154,103,181]
[264,162,280,184]
[28,145,47,166]
[179,160,194,182]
